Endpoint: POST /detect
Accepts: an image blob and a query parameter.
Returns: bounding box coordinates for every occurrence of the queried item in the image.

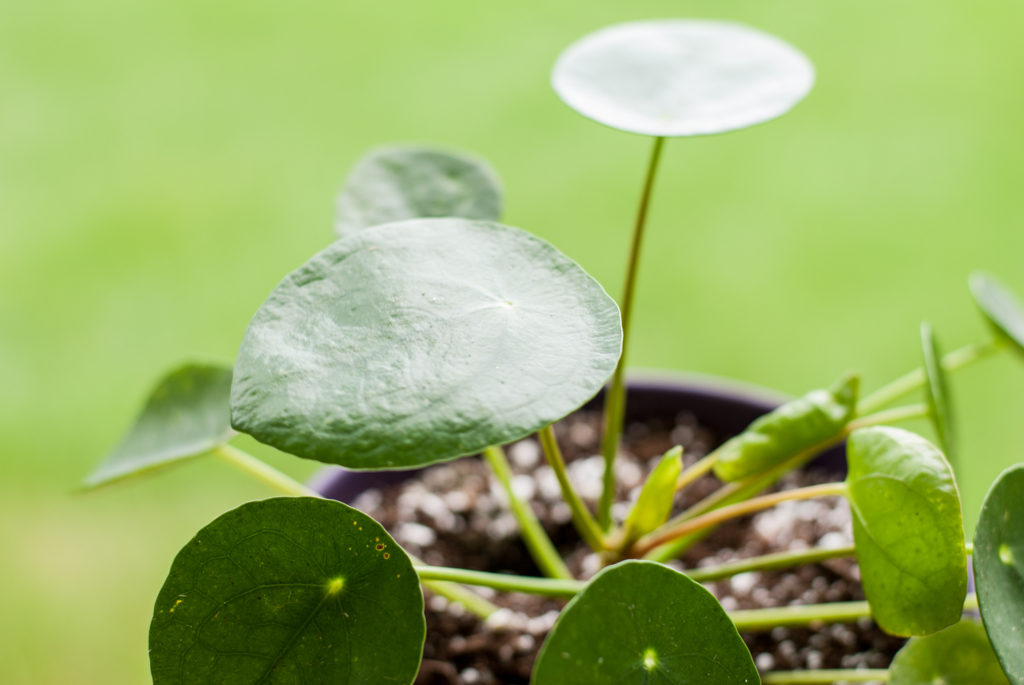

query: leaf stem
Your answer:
[857,339,1001,414]
[685,544,855,583]
[537,426,607,552]
[414,565,584,598]
[634,482,848,558]
[761,669,890,684]
[482,445,573,580]
[598,135,667,530]
[847,403,929,431]
[732,593,978,632]
[675,452,717,492]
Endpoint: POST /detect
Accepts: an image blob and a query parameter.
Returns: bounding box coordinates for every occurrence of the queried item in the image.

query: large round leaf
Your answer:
[846,426,967,636]
[970,271,1024,357]
[889,620,1009,685]
[231,218,622,469]
[532,560,759,684]
[973,464,1024,683]
[920,322,955,465]
[83,363,234,488]
[551,19,814,137]
[335,146,502,237]
[150,497,425,684]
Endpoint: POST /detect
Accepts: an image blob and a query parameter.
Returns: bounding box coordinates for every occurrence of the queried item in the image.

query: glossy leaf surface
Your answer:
[232,218,622,469]
[713,372,858,482]
[920,321,955,463]
[889,620,1009,685]
[973,464,1024,683]
[150,498,424,684]
[970,271,1024,356]
[335,146,502,237]
[552,19,814,137]
[622,446,682,545]
[83,363,234,488]
[846,426,966,636]
[532,561,758,684]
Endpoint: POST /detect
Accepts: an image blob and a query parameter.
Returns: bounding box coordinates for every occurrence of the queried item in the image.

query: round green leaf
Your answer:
[970,271,1024,357]
[974,464,1024,683]
[83,363,234,488]
[150,497,425,684]
[335,146,502,237]
[551,19,814,137]
[232,218,622,469]
[532,560,759,684]
[890,620,1009,685]
[846,426,967,637]
[920,321,955,465]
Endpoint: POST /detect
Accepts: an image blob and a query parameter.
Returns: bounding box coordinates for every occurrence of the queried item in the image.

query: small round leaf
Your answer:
[84,363,234,488]
[232,218,622,469]
[552,19,814,137]
[973,464,1024,683]
[532,560,759,684]
[890,620,1009,685]
[335,146,502,237]
[150,497,425,684]
[846,426,967,636]
[970,271,1024,357]
[920,321,956,465]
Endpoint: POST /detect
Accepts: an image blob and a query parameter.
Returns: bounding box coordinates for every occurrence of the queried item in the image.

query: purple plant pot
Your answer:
[312,375,848,501]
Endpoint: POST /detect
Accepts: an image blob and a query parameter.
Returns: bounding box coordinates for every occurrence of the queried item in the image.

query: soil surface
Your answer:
[349,409,904,684]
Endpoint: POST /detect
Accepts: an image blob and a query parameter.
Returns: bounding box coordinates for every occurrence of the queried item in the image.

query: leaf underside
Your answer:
[889,620,1009,685]
[231,218,622,470]
[149,497,425,685]
[920,321,955,464]
[970,270,1024,356]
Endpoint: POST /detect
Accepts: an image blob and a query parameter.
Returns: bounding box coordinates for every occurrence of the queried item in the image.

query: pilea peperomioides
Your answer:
[87,18,1023,685]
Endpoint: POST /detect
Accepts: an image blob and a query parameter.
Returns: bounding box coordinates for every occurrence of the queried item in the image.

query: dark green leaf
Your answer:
[335,146,502,237]
[552,19,814,137]
[622,447,682,545]
[83,363,234,488]
[150,497,425,684]
[531,560,759,684]
[232,218,622,469]
[973,464,1024,683]
[970,271,1024,357]
[713,372,859,482]
[889,620,1009,685]
[920,321,955,464]
[846,426,967,636]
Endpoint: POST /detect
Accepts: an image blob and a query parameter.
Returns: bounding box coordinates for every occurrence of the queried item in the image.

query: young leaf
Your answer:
[150,497,425,684]
[621,446,682,545]
[970,271,1024,356]
[532,560,758,684]
[232,218,622,469]
[920,321,955,463]
[335,146,502,237]
[846,426,967,636]
[973,464,1024,683]
[713,371,859,482]
[889,620,1009,685]
[83,363,234,488]
[551,19,814,137]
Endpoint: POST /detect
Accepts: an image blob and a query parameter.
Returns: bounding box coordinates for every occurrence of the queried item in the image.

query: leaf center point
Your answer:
[326,576,346,597]
[642,647,658,671]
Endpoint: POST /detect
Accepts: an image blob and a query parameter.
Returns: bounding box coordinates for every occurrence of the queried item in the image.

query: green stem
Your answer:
[218,443,500,618]
[685,545,855,583]
[733,593,977,632]
[761,670,889,684]
[857,339,1000,414]
[675,452,717,492]
[415,565,584,598]
[847,403,929,431]
[538,426,606,552]
[634,482,848,558]
[482,445,573,580]
[213,444,318,497]
[598,135,667,530]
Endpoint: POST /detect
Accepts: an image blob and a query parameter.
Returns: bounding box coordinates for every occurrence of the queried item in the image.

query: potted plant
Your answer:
[85,18,1024,685]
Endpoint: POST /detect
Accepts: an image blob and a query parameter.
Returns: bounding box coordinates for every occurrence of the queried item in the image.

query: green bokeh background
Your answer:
[3,2,1022,682]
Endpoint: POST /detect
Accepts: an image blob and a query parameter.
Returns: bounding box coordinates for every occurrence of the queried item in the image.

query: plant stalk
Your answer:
[685,544,856,583]
[483,445,573,580]
[848,403,929,431]
[415,565,584,598]
[761,670,890,684]
[537,425,606,551]
[675,452,717,492]
[598,135,667,530]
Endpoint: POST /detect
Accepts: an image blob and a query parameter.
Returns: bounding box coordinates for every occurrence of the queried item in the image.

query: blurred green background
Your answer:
[3,1,1023,682]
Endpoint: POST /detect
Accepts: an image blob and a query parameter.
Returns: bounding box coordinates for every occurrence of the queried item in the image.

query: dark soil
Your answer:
[349,409,904,684]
